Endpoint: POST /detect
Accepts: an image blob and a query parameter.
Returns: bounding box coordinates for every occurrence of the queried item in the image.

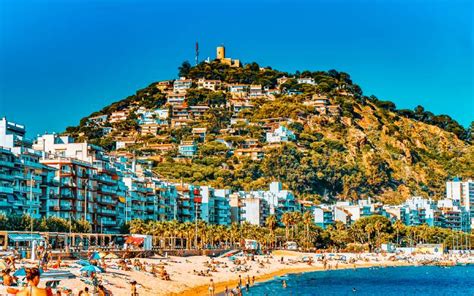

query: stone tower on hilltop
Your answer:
[215,45,240,67]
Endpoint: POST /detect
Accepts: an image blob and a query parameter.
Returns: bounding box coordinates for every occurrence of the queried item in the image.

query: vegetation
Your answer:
[62,60,473,203]
[0,215,92,233]
[125,214,474,251]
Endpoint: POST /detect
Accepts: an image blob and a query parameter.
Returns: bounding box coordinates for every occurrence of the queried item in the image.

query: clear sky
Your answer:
[0,0,472,137]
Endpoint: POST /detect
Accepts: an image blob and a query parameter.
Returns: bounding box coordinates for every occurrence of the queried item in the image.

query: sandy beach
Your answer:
[2,250,472,296]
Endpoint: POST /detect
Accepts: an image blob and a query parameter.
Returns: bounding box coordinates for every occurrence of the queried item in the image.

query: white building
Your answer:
[173,77,192,93]
[446,178,474,228]
[297,77,316,85]
[266,125,296,143]
[197,79,221,91]
[167,93,186,106]
[109,110,129,123]
[0,117,30,148]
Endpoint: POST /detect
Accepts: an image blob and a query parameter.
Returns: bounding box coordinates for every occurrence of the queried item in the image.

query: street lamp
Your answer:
[29,172,34,260]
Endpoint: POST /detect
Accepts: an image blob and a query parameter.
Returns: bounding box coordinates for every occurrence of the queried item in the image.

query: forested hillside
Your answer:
[64,60,474,203]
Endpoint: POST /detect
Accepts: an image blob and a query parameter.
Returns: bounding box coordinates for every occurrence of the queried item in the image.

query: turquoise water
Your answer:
[240,265,474,296]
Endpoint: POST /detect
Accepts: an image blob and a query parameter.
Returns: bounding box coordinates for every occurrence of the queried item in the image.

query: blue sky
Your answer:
[0,0,472,137]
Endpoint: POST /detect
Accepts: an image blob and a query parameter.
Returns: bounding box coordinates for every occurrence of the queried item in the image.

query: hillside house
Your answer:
[192,128,207,140]
[266,125,296,143]
[167,93,186,106]
[189,105,209,119]
[109,110,129,123]
[297,77,316,85]
[234,148,264,160]
[178,141,197,157]
[197,78,222,91]
[173,77,192,93]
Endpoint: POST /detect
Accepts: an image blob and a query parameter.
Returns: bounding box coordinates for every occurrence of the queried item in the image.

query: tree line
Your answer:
[126,213,473,252]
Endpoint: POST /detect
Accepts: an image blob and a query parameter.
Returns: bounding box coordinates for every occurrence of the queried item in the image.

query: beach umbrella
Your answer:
[91,252,101,260]
[104,253,118,259]
[0,260,8,270]
[76,259,91,266]
[80,265,102,273]
[14,268,43,277]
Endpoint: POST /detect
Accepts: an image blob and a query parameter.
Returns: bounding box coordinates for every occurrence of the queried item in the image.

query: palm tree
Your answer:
[374,220,383,248]
[281,212,291,241]
[265,215,277,248]
[129,219,148,234]
[303,211,313,249]
[229,222,240,248]
[365,224,375,251]
[393,220,404,246]
[290,211,303,239]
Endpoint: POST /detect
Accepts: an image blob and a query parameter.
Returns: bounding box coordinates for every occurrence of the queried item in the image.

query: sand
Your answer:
[4,251,472,296]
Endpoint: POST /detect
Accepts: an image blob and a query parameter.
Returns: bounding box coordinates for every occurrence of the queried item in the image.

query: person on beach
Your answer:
[82,287,89,296]
[97,285,106,296]
[251,276,255,285]
[238,275,242,287]
[224,286,229,296]
[282,280,287,288]
[130,281,138,296]
[208,279,215,296]
[2,269,17,286]
[245,275,250,292]
[15,267,53,296]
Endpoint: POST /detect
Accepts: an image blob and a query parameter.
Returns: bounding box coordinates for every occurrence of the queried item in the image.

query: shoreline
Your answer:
[171,260,414,296]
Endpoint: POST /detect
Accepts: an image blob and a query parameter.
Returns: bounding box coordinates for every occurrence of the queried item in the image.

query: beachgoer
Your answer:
[55,291,61,296]
[245,276,250,292]
[2,269,17,286]
[82,287,90,296]
[282,280,287,288]
[224,286,229,296]
[15,267,52,296]
[131,280,138,296]
[208,279,215,296]
[97,285,106,296]
[252,276,255,285]
[238,275,242,287]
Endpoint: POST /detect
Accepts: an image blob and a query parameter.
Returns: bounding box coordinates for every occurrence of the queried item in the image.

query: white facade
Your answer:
[0,117,28,148]
[297,77,316,85]
[266,125,296,143]
[173,78,192,92]
[197,79,221,91]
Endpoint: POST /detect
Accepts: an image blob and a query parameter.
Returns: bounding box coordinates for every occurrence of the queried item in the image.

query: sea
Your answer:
[239,265,474,296]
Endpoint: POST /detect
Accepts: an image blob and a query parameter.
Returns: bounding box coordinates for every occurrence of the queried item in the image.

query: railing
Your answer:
[98,208,116,215]
[0,160,15,167]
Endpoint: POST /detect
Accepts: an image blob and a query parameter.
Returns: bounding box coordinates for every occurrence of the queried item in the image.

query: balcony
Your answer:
[98,208,116,216]
[94,175,117,185]
[100,219,117,227]
[0,173,16,181]
[98,186,116,194]
[0,160,15,168]
[0,186,14,194]
[97,196,116,205]
[22,160,44,169]
[59,203,72,211]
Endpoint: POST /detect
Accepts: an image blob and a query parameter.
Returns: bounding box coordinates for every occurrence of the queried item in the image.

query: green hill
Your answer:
[64,60,474,204]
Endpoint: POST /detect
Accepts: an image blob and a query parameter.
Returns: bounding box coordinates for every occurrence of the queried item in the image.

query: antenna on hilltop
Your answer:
[195,41,199,66]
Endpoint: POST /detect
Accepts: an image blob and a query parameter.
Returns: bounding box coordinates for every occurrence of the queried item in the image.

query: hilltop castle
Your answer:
[216,45,240,67]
